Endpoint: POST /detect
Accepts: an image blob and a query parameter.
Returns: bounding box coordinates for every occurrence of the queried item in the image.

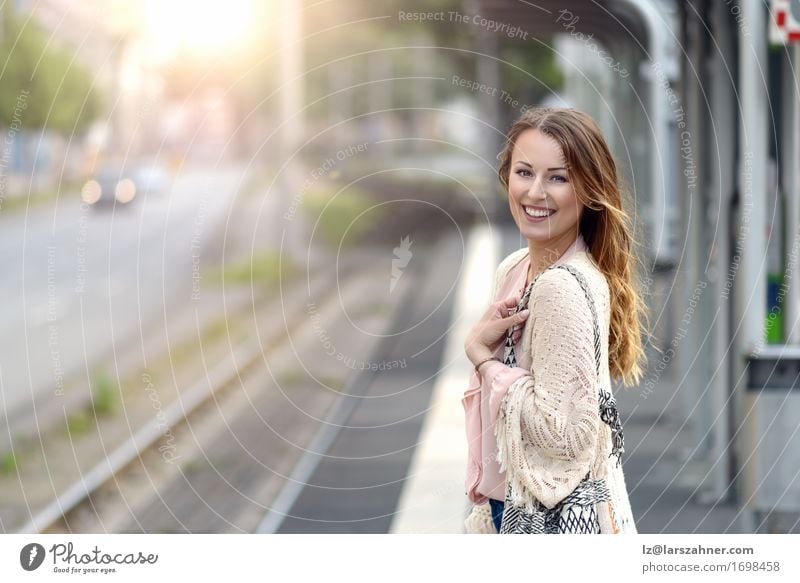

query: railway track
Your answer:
[15,195,463,534]
[16,251,376,534]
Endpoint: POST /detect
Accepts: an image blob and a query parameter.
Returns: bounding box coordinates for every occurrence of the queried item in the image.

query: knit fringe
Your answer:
[464,502,497,534]
[494,381,543,514]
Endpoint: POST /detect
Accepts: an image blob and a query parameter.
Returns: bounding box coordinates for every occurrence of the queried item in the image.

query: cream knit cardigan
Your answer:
[491,247,637,531]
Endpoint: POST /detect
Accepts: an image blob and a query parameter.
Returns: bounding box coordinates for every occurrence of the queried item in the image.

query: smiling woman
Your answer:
[462,107,651,534]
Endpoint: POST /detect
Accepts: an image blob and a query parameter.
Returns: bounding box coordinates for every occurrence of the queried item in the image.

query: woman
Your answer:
[462,107,651,534]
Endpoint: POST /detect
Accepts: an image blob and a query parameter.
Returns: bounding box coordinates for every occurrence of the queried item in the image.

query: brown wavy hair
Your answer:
[497,107,653,387]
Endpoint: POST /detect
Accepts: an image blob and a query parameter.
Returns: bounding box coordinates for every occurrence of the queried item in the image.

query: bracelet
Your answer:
[474,356,501,373]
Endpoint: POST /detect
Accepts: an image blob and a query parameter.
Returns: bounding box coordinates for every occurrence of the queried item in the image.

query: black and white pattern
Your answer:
[499,472,611,534]
[501,271,538,368]
[599,388,625,467]
[498,263,624,534]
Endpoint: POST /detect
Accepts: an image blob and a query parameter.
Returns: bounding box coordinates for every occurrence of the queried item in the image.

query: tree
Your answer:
[0,13,103,133]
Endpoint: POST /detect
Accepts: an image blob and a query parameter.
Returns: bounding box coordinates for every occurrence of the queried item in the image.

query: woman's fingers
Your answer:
[467,297,528,361]
[496,296,520,313]
[488,310,527,338]
[507,308,529,324]
[511,311,528,341]
[471,297,529,350]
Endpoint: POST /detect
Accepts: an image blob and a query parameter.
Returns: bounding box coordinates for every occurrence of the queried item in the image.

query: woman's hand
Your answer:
[464,295,529,366]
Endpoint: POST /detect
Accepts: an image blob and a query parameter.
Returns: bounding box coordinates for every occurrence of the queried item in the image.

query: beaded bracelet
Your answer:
[474,356,501,373]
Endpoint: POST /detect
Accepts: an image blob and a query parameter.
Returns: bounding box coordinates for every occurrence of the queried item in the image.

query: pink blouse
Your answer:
[461,234,588,504]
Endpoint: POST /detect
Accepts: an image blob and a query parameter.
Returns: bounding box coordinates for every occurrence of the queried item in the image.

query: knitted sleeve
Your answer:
[494,267,600,511]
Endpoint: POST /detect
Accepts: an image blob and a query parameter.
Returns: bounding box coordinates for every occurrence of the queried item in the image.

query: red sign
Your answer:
[770,0,800,44]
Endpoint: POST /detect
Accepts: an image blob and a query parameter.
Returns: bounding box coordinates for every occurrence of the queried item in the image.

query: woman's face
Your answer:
[507,128,584,244]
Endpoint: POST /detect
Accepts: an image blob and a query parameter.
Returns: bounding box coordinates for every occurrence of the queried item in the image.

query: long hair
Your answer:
[497,107,652,387]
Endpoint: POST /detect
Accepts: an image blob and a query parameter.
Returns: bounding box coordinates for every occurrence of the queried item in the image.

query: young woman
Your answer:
[462,107,651,534]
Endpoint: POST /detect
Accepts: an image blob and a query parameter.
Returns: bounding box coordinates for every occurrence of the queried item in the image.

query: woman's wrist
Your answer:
[467,348,493,368]
[474,355,502,375]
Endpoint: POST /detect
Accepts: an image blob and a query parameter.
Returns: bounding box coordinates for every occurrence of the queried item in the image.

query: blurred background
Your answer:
[0,0,798,535]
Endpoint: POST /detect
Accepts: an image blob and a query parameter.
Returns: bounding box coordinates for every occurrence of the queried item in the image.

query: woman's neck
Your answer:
[526,232,579,286]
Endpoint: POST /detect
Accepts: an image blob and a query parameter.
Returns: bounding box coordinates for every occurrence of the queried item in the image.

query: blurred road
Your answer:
[0,164,248,421]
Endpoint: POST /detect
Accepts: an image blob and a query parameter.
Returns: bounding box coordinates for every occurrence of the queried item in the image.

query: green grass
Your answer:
[277,370,307,387]
[0,451,17,474]
[320,375,345,390]
[303,184,383,247]
[62,369,119,437]
[91,369,118,416]
[66,411,90,435]
[210,250,298,288]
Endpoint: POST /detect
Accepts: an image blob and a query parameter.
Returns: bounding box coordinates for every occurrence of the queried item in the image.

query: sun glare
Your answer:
[146,0,254,59]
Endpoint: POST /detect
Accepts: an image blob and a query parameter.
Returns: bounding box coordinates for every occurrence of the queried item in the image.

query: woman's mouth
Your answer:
[522,205,556,222]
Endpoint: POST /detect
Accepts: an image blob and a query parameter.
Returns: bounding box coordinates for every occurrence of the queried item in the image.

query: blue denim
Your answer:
[488,498,504,533]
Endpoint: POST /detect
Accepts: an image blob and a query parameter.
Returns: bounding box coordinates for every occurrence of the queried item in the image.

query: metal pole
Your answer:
[679,11,704,463]
[614,0,680,267]
[783,45,800,344]
[280,0,305,263]
[475,33,501,220]
[702,0,736,504]
[735,0,768,533]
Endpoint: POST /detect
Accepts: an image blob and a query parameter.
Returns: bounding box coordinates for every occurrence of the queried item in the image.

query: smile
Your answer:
[523,205,556,218]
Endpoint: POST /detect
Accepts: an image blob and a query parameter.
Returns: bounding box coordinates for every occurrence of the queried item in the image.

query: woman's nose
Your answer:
[528,176,545,197]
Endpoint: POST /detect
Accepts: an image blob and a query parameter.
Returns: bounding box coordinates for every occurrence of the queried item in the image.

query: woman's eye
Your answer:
[514,169,566,181]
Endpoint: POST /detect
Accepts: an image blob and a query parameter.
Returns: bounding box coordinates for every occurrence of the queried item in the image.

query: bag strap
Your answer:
[550,265,601,378]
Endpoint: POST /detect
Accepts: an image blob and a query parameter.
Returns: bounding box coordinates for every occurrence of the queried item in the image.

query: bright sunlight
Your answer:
[145,0,255,59]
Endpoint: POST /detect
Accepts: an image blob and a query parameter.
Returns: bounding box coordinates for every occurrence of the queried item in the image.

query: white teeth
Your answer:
[524,206,555,218]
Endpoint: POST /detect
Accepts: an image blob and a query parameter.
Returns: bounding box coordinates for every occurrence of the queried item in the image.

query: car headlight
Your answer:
[81,180,101,204]
[115,178,136,203]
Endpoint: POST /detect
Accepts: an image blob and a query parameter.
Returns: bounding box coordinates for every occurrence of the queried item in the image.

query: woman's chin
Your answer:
[517,225,557,241]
